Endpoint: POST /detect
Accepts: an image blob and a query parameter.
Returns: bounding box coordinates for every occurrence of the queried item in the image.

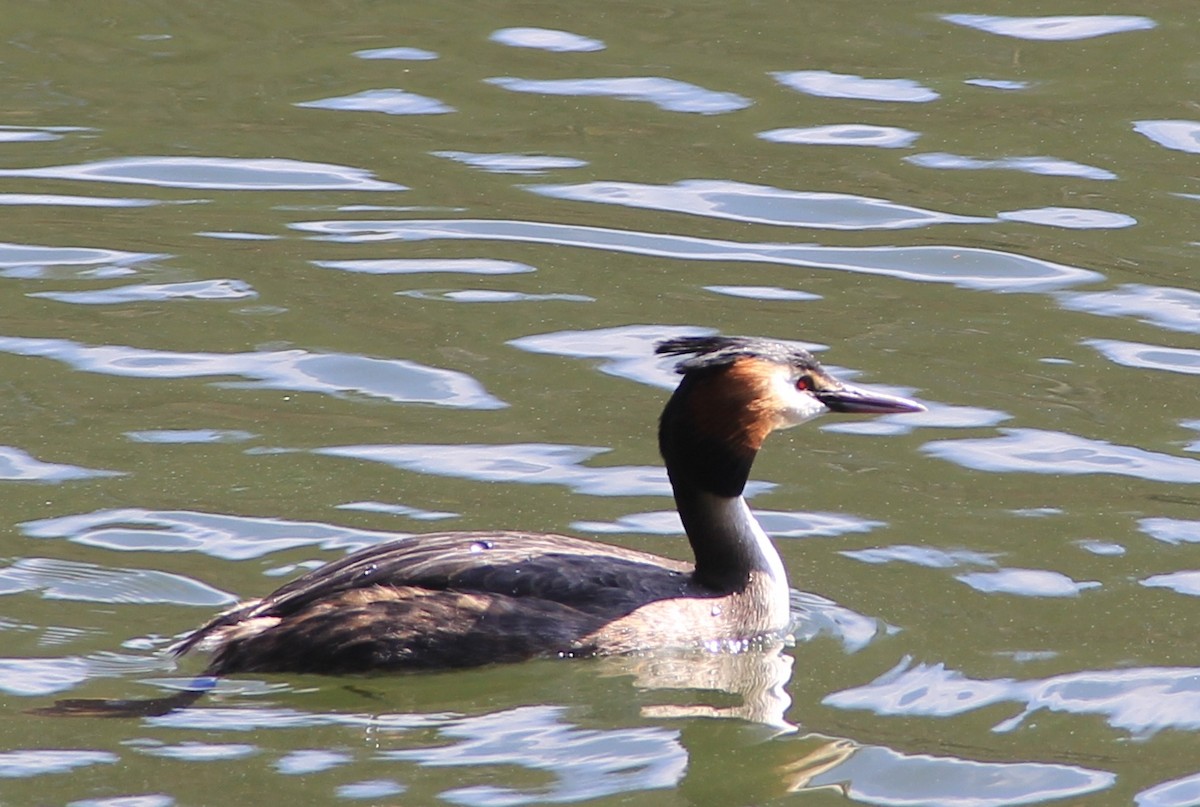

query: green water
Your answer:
[1,2,1198,805]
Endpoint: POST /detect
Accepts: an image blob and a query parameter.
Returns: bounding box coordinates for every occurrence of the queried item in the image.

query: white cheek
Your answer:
[769,373,827,428]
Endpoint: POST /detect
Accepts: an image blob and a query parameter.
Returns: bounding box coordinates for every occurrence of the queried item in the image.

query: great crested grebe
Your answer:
[160,335,923,676]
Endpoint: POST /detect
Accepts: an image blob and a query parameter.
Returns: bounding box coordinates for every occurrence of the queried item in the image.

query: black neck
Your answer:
[659,376,782,592]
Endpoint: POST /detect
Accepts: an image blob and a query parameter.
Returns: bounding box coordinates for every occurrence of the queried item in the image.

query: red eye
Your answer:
[795,376,810,391]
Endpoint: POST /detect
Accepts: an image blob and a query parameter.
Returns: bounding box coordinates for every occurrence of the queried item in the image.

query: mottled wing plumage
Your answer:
[175,531,697,673]
[207,588,613,673]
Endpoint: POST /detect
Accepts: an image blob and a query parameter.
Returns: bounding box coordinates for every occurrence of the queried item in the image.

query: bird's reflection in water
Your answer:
[597,637,797,730]
[605,641,856,800]
[31,639,1115,806]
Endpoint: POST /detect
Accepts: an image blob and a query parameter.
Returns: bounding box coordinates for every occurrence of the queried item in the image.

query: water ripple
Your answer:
[196,231,279,241]
[30,278,256,305]
[0,557,233,606]
[964,79,1028,91]
[314,257,534,275]
[21,508,405,560]
[125,429,255,444]
[382,705,686,805]
[1185,421,1200,452]
[998,206,1135,230]
[527,179,989,230]
[338,501,457,521]
[1134,120,1200,155]
[1060,285,1200,333]
[772,71,938,103]
[297,89,455,116]
[397,289,591,303]
[789,590,889,652]
[71,788,167,804]
[0,335,505,408]
[906,152,1116,180]
[1141,571,1200,597]
[704,285,820,301]
[0,193,159,207]
[943,13,1156,41]
[432,150,588,174]
[0,241,164,277]
[353,47,438,61]
[0,651,173,697]
[0,749,118,778]
[489,27,605,52]
[0,156,404,191]
[956,568,1100,597]
[315,443,672,497]
[1077,539,1126,556]
[758,124,919,149]
[1087,338,1200,376]
[135,741,258,762]
[841,545,998,569]
[292,218,1102,292]
[276,749,353,774]
[0,446,122,483]
[806,744,1113,806]
[338,780,406,799]
[924,428,1200,483]
[825,402,1008,436]
[827,658,1200,738]
[147,706,448,732]
[1138,772,1200,807]
[0,124,90,143]
[485,76,751,115]
[1138,517,1200,545]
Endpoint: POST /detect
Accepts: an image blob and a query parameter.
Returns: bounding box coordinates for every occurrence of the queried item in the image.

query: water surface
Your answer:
[1,3,1197,805]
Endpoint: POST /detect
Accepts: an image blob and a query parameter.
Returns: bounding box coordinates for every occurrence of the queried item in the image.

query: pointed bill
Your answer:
[814,383,926,414]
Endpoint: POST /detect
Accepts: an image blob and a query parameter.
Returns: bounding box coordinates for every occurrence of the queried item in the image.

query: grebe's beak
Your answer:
[814,383,926,415]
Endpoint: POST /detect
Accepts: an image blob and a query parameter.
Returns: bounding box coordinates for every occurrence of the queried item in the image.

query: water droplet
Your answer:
[710,604,723,617]
[469,540,494,553]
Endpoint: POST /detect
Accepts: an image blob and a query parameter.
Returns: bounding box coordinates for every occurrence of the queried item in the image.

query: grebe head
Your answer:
[656,335,924,497]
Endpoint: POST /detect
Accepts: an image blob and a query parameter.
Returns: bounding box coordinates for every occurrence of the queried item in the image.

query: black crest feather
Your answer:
[656,335,820,374]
